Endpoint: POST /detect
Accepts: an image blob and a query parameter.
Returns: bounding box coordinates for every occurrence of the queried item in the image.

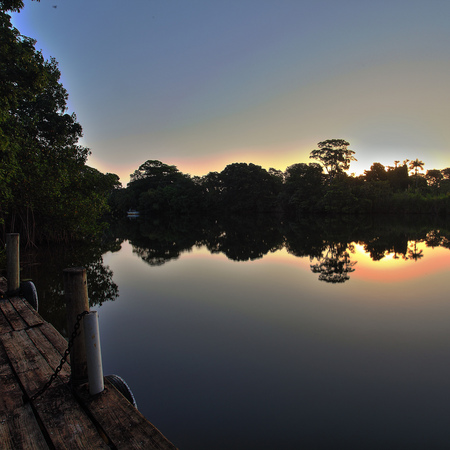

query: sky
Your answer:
[10,0,450,185]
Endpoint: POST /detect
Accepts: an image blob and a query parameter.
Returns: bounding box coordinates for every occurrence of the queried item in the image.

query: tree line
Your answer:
[1,0,120,244]
[110,140,450,218]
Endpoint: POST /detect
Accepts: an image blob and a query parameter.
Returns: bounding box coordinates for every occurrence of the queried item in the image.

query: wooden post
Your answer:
[6,233,20,293]
[63,267,90,385]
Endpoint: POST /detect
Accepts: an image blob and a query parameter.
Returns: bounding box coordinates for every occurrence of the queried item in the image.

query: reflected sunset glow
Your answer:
[175,240,450,285]
[350,242,450,283]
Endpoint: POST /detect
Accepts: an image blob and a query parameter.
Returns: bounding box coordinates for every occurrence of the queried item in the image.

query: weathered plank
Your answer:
[0,330,44,395]
[32,382,109,449]
[26,327,71,382]
[38,321,69,358]
[0,307,13,335]
[0,352,49,449]
[10,297,43,328]
[0,413,14,450]
[0,300,27,331]
[0,404,49,450]
[75,380,177,450]
[1,330,109,449]
[0,359,24,413]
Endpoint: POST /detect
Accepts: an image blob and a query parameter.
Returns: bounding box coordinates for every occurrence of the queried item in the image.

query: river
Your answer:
[23,214,450,449]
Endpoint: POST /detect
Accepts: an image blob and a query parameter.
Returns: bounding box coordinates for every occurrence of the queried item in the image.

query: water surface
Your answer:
[24,215,450,449]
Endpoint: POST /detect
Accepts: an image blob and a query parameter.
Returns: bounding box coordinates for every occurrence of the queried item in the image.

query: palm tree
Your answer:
[409,158,425,176]
[409,158,425,189]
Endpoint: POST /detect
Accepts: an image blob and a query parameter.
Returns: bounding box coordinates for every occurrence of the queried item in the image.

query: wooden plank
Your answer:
[32,383,109,449]
[0,304,13,335]
[1,330,108,449]
[75,380,178,450]
[0,414,14,450]
[0,344,49,448]
[0,360,24,413]
[0,404,49,450]
[0,300,27,331]
[26,327,71,382]
[10,297,43,328]
[0,330,44,395]
[39,322,69,358]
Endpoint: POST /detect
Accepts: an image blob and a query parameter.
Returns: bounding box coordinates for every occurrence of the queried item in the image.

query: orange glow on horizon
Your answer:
[348,243,449,283]
[177,241,450,285]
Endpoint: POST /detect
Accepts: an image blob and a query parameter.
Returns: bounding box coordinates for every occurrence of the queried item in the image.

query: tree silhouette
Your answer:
[425,169,443,189]
[309,139,356,184]
[310,243,357,283]
[409,159,425,189]
[409,159,425,176]
[364,162,388,182]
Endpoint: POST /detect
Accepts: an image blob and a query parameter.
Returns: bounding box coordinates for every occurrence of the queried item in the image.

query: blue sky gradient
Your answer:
[12,0,450,184]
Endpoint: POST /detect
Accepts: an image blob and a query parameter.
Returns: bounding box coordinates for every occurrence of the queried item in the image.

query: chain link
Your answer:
[28,311,89,402]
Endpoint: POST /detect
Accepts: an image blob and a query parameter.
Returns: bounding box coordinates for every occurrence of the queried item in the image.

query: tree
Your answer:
[425,169,443,189]
[441,168,450,179]
[364,162,388,182]
[126,160,203,215]
[387,164,409,192]
[409,158,425,177]
[0,1,28,12]
[1,3,118,242]
[408,158,424,190]
[214,163,281,213]
[283,163,324,214]
[129,160,180,184]
[309,139,356,183]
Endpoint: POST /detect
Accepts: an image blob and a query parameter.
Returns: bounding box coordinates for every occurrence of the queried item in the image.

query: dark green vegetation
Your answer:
[1,0,120,245]
[111,140,450,219]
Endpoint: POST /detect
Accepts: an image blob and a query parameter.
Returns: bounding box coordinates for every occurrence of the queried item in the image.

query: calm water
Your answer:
[23,215,450,449]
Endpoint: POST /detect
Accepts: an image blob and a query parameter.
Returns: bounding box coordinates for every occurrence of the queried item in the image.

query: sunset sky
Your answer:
[11,0,450,185]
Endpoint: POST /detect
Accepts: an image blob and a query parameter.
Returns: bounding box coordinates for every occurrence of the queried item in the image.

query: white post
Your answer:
[83,311,104,395]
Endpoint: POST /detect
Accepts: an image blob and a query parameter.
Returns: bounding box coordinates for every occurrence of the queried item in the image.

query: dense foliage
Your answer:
[0,1,120,243]
[111,145,450,218]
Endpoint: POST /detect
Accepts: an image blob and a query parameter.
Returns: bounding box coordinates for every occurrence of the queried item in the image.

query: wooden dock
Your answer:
[0,294,177,449]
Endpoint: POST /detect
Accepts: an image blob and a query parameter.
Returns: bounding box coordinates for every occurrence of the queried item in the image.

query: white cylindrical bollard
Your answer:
[83,311,104,395]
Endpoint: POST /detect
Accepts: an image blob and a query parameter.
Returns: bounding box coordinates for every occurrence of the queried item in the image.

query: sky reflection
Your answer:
[98,237,450,449]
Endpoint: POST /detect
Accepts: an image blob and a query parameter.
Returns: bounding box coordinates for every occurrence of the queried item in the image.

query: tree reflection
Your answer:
[112,214,450,283]
[120,216,208,266]
[405,240,423,262]
[20,236,121,336]
[310,243,357,283]
[425,229,450,249]
[204,214,284,261]
[362,235,409,261]
[283,218,327,260]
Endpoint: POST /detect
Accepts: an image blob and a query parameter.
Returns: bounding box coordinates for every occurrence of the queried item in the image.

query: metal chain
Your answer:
[28,311,89,402]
